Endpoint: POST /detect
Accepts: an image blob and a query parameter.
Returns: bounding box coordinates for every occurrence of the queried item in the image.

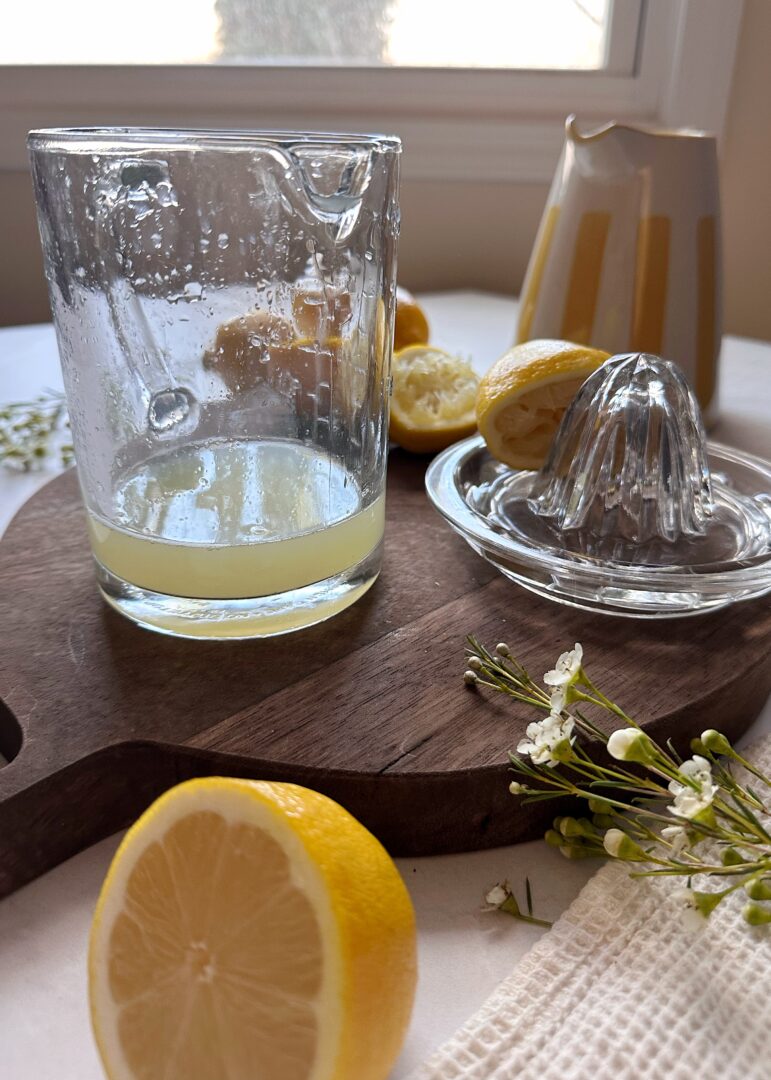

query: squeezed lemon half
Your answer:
[389,344,479,453]
[476,339,610,470]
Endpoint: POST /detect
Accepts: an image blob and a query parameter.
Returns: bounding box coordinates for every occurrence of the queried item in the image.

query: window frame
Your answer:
[0,0,744,181]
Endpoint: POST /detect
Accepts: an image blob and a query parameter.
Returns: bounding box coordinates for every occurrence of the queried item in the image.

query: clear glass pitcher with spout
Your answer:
[28,127,401,639]
[516,115,721,415]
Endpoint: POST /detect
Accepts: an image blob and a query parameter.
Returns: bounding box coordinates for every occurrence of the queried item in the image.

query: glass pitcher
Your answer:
[28,127,401,639]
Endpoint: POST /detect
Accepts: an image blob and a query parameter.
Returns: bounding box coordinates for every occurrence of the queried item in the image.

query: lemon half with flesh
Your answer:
[476,339,610,470]
[89,778,417,1080]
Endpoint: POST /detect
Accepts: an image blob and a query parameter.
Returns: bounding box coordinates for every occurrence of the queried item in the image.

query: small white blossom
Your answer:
[509,780,525,795]
[661,825,689,857]
[548,687,566,715]
[672,887,707,931]
[544,643,583,689]
[668,755,718,820]
[517,713,575,766]
[484,883,509,907]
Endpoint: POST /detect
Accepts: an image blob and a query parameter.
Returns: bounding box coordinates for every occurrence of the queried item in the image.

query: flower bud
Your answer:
[721,847,745,866]
[744,878,771,901]
[602,828,648,861]
[558,816,583,838]
[559,843,595,860]
[508,780,525,795]
[607,728,656,765]
[495,642,510,657]
[463,670,478,686]
[588,796,613,814]
[467,655,483,671]
[689,737,706,755]
[742,902,771,926]
[544,829,562,847]
[700,729,732,755]
[592,813,615,830]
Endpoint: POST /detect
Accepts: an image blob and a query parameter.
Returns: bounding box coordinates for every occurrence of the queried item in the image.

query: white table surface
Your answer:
[0,291,770,1080]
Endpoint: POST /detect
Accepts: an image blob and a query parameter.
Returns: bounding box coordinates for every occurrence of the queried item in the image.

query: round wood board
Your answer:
[1,453,770,897]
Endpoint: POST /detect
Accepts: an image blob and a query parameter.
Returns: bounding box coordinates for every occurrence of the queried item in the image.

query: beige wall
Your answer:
[0,171,48,326]
[720,0,771,343]
[2,0,770,340]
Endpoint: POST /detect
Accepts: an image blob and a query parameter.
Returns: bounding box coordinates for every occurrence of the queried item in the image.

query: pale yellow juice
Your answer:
[88,439,384,600]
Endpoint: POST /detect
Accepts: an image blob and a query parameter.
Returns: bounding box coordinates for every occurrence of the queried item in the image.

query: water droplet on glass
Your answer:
[217,232,229,249]
[148,388,198,434]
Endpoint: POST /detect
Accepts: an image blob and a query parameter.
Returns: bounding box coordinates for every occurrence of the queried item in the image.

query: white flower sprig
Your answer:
[0,391,73,471]
[464,637,771,929]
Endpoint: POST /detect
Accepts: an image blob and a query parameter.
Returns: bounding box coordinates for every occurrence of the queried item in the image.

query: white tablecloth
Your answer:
[0,292,769,1080]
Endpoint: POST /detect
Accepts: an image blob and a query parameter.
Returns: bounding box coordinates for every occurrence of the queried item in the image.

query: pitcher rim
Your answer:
[27,126,402,155]
[566,114,716,144]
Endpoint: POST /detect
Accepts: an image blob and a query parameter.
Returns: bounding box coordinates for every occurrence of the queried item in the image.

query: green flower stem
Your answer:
[712,798,771,843]
[631,862,767,879]
[570,745,670,794]
[473,678,547,709]
[711,765,767,812]
[499,895,552,927]
[574,678,640,729]
[722,748,771,790]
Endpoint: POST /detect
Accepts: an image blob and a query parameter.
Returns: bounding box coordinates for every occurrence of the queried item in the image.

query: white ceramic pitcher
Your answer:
[516,116,721,413]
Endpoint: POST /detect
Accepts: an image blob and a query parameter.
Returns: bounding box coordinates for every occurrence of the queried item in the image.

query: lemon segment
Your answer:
[89,778,417,1080]
[393,287,430,352]
[389,344,479,453]
[476,339,610,470]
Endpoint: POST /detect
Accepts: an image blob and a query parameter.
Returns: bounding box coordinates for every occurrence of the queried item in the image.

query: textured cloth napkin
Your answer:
[410,737,771,1080]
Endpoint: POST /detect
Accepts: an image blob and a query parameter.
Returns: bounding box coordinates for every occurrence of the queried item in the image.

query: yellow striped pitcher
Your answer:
[517,116,721,416]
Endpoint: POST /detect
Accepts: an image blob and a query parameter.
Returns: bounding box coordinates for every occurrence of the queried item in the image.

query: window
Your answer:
[0,1,744,181]
[4,1,617,71]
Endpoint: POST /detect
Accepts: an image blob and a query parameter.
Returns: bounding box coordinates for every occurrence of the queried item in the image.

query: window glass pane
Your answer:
[1,0,611,69]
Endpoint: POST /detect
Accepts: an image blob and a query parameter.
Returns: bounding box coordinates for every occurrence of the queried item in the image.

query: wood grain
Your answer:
[0,453,770,898]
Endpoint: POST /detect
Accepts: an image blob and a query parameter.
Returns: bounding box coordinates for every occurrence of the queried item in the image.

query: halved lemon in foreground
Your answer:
[476,339,610,470]
[389,344,479,453]
[89,778,417,1080]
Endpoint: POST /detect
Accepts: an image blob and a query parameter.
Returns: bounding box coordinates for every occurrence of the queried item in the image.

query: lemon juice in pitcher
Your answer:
[88,439,385,637]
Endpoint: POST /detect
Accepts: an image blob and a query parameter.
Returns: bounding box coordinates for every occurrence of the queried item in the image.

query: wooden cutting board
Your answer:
[1,452,770,898]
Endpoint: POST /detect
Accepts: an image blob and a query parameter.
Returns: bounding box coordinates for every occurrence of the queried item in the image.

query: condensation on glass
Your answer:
[29,127,401,638]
